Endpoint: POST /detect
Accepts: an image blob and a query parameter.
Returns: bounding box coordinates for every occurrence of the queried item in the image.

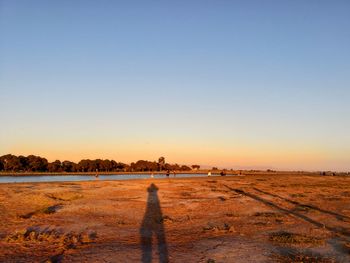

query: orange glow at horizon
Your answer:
[2,139,349,172]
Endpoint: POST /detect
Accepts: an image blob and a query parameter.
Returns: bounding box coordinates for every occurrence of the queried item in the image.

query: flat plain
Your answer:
[1,173,350,262]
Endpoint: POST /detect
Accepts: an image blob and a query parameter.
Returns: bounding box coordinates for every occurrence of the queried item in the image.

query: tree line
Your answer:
[0,154,199,173]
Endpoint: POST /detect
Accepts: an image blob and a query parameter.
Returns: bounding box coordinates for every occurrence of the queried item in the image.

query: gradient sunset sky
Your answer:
[1,1,349,171]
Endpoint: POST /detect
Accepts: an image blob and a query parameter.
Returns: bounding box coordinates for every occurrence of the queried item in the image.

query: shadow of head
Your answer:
[147,183,159,193]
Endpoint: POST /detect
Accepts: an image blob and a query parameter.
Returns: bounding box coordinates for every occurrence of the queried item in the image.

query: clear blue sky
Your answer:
[1,0,349,171]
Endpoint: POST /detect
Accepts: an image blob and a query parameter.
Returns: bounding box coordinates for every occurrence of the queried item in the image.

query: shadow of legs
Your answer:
[140,184,169,263]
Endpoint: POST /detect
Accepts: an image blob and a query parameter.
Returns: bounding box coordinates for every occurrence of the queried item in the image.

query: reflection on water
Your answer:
[0,173,217,184]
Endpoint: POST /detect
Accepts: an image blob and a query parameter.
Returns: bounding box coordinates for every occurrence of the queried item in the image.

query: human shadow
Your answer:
[140,183,169,263]
[253,187,350,221]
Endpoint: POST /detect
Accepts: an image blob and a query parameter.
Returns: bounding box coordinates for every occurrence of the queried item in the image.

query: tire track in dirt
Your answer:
[223,184,350,262]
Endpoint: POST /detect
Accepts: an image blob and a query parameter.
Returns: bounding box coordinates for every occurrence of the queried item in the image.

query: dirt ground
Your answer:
[1,174,350,262]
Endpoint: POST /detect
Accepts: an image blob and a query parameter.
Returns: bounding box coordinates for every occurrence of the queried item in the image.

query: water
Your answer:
[0,173,218,184]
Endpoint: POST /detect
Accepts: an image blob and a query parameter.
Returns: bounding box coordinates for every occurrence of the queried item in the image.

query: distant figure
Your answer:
[220,170,226,176]
[208,171,211,177]
[166,170,170,177]
[150,172,154,178]
[95,169,99,178]
[173,171,176,177]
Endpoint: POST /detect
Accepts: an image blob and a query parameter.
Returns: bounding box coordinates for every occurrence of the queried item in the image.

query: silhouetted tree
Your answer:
[158,157,165,171]
[131,160,158,172]
[48,160,62,172]
[0,154,196,173]
[100,159,112,172]
[0,154,23,171]
[115,162,128,171]
[180,165,191,171]
[78,159,91,172]
[191,165,200,170]
[164,163,172,170]
[27,155,48,172]
[18,155,29,170]
[62,160,76,172]
[168,163,180,171]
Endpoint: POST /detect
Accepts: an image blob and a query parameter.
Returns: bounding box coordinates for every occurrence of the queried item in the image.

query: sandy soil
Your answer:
[1,174,350,262]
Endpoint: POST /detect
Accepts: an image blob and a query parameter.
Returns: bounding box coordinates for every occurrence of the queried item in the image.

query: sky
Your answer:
[1,0,350,171]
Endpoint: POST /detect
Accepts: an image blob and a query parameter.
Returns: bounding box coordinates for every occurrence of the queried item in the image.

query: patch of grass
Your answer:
[116,219,126,225]
[290,193,306,198]
[181,192,192,197]
[269,231,324,246]
[218,196,226,201]
[254,212,284,225]
[254,212,283,218]
[341,191,350,197]
[294,205,312,212]
[202,222,234,232]
[254,222,267,226]
[41,204,63,214]
[275,219,284,224]
[290,184,302,187]
[19,211,36,219]
[160,215,173,223]
[46,193,83,201]
[19,204,63,219]
[203,223,216,231]
[272,252,336,263]
[325,197,342,201]
[6,227,97,249]
[225,212,238,217]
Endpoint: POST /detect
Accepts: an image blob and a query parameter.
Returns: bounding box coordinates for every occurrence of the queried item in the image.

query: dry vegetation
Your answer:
[1,173,350,262]
[269,231,324,246]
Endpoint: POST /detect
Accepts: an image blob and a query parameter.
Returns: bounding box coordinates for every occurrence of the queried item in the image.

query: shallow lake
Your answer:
[0,173,218,183]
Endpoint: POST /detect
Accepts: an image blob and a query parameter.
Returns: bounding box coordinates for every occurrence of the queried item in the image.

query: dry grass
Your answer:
[46,192,83,201]
[6,227,96,249]
[254,212,283,218]
[202,222,235,233]
[294,205,312,212]
[273,253,336,263]
[269,231,324,246]
[19,204,63,219]
[290,193,306,198]
[1,174,350,262]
